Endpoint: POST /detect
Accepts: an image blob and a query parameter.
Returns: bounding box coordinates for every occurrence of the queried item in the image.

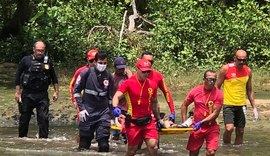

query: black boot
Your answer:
[98,137,109,152]
[78,136,91,150]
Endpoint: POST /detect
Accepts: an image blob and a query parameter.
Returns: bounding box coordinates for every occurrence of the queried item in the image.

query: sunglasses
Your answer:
[141,70,151,74]
[236,57,247,62]
[205,77,216,83]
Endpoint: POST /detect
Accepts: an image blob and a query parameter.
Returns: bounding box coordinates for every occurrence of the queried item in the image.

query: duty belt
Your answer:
[85,89,107,96]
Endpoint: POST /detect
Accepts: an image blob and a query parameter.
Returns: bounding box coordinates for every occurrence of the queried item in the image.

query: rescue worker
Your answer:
[69,49,98,120]
[112,59,161,156]
[181,70,223,156]
[141,52,175,121]
[73,52,114,152]
[15,40,59,138]
[136,52,176,152]
[111,57,132,143]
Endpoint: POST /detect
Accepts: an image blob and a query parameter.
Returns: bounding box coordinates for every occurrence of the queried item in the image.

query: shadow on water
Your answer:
[1,121,270,156]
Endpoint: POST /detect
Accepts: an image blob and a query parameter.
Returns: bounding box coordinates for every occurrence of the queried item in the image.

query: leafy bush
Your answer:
[147,0,270,74]
[0,0,269,73]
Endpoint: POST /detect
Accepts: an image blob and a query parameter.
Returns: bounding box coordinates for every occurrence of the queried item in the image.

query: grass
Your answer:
[0,63,269,127]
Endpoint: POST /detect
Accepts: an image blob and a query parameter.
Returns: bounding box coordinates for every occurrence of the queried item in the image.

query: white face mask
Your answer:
[96,63,107,72]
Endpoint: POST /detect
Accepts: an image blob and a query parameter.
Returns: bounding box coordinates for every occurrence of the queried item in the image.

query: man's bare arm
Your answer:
[201,105,222,123]
[112,91,124,107]
[181,100,190,123]
[216,65,228,89]
[246,71,256,108]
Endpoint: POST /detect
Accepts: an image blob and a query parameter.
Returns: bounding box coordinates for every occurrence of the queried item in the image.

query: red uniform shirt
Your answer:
[148,70,175,113]
[117,75,158,118]
[185,85,223,125]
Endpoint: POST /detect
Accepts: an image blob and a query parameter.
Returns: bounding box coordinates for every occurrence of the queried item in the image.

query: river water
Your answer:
[0,121,269,156]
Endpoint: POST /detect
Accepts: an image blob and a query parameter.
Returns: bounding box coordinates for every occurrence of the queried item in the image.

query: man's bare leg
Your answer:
[223,123,234,144]
[126,145,138,156]
[234,127,244,145]
[145,138,158,156]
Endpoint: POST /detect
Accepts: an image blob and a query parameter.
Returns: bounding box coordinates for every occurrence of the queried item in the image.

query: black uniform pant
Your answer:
[79,112,111,152]
[19,92,49,138]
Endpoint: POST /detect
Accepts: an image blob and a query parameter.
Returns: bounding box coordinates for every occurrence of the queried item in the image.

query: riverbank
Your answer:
[0,63,269,127]
[1,98,270,128]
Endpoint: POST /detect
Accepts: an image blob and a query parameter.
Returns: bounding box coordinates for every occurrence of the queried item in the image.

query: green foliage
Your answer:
[147,0,270,74]
[24,0,125,66]
[0,0,270,73]
[0,36,33,63]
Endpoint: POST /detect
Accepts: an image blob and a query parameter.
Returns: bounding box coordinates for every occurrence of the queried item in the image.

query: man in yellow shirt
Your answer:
[216,49,258,145]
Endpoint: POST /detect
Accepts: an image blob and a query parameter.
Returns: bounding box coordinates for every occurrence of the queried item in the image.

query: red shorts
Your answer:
[126,118,158,146]
[187,124,220,151]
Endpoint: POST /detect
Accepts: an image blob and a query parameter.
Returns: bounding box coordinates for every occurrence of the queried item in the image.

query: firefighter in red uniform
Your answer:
[141,52,175,121]
[181,70,223,156]
[112,59,161,156]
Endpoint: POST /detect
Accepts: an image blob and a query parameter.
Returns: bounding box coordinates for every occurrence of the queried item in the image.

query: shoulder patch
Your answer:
[103,79,109,87]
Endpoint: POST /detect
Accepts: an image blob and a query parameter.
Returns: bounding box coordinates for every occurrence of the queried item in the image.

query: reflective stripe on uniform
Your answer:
[85,89,107,96]
[74,93,81,98]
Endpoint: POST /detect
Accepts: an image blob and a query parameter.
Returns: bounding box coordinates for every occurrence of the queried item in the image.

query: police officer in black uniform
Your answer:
[73,52,114,152]
[15,40,59,138]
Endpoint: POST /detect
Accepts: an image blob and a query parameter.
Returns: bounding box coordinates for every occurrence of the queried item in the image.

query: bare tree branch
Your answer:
[127,0,155,34]
[128,0,138,32]
[88,0,155,41]
[128,14,138,32]
[138,15,155,27]
[119,10,128,48]
[132,0,138,15]
[87,25,119,39]
[136,30,154,35]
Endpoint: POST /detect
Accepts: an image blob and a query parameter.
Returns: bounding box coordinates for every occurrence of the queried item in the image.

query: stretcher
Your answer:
[111,125,193,135]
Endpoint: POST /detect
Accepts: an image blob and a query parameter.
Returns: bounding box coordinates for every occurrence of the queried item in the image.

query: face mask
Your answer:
[96,63,107,72]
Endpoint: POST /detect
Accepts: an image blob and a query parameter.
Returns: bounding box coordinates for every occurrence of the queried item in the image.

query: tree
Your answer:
[0,0,33,40]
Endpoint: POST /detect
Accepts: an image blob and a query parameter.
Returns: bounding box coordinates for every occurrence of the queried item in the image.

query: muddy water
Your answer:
[0,121,269,156]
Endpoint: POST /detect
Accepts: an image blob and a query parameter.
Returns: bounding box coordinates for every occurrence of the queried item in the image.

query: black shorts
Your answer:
[223,105,246,128]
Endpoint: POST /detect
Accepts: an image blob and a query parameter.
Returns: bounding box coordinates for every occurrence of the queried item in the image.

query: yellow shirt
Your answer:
[223,63,250,106]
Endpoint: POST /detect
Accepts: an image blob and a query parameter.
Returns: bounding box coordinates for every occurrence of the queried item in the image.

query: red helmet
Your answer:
[87,49,98,60]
